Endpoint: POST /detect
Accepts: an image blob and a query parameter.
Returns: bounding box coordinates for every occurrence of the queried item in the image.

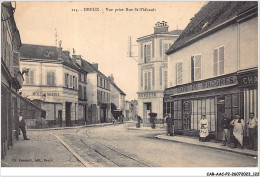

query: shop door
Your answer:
[144,103,151,124]
[183,100,191,130]
[58,110,62,127]
[100,108,106,123]
[65,102,72,126]
[217,103,225,140]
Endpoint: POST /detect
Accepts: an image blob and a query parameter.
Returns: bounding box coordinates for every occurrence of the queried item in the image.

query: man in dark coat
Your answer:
[166,114,174,136]
[19,115,30,140]
[221,113,231,146]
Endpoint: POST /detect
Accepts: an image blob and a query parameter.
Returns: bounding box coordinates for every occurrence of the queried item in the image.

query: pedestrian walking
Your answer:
[221,113,231,146]
[136,115,142,128]
[165,114,174,136]
[230,114,245,149]
[199,115,209,142]
[247,113,258,151]
[19,114,30,140]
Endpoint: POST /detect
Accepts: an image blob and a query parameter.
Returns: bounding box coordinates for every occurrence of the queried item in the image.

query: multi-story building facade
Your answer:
[84,61,111,123]
[137,21,182,124]
[1,2,44,157]
[164,2,257,140]
[72,54,88,125]
[19,43,87,127]
[108,74,126,116]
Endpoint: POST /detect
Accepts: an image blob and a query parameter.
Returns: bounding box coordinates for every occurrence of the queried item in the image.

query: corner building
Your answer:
[164,2,258,140]
[137,21,182,124]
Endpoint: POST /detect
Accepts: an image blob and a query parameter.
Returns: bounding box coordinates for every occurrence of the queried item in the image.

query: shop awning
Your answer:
[2,82,46,118]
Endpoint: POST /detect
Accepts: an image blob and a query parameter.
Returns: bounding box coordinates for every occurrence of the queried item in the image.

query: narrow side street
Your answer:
[2,122,257,167]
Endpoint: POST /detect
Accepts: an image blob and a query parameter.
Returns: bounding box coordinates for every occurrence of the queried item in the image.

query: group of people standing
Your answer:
[221,113,257,150]
[200,113,257,150]
[164,112,257,151]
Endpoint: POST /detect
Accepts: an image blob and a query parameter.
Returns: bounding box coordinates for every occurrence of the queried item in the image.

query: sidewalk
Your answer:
[156,134,258,157]
[1,122,114,167]
[27,122,113,131]
[127,125,165,131]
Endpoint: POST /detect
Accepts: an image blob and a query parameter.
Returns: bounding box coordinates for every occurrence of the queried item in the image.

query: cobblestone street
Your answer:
[2,122,257,167]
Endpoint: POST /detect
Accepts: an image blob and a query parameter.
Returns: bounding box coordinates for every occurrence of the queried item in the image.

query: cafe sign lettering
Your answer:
[238,73,258,87]
[33,92,60,96]
[170,74,237,96]
[138,92,157,98]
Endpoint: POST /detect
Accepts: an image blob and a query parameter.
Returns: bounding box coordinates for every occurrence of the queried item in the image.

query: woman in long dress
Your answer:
[199,115,209,142]
[230,114,245,148]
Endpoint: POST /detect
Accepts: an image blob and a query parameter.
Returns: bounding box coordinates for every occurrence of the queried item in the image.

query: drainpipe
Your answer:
[237,23,240,72]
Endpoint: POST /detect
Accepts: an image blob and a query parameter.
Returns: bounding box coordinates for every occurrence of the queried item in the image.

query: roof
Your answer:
[165,29,183,35]
[111,82,126,96]
[81,60,108,79]
[19,44,58,60]
[19,44,88,74]
[166,1,258,55]
[137,29,183,42]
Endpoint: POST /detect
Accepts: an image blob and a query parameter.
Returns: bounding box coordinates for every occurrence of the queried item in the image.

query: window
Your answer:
[83,86,86,99]
[194,55,202,81]
[70,75,73,87]
[164,70,168,88]
[65,73,69,87]
[213,46,224,76]
[25,70,34,85]
[144,44,151,63]
[176,62,182,85]
[73,76,77,89]
[100,77,102,87]
[47,71,55,86]
[163,43,171,60]
[79,85,82,98]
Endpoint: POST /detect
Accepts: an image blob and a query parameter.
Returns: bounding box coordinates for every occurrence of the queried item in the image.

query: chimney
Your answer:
[57,40,63,60]
[108,74,114,83]
[62,50,70,60]
[154,21,169,34]
[92,63,98,69]
[72,55,82,66]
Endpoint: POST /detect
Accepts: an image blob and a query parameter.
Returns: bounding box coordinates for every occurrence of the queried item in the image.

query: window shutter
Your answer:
[213,49,218,76]
[219,47,224,75]
[160,67,162,86]
[160,40,162,57]
[65,74,67,86]
[152,39,154,58]
[47,72,50,85]
[144,72,147,90]
[194,55,201,80]
[164,71,168,88]
[146,45,151,62]
[191,56,194,82]
[141,43,143,61]
[177,62,182,85]
[52,72,55,86]
[13,52,20,75]
[148,72,151,90]
[141,70,143,87]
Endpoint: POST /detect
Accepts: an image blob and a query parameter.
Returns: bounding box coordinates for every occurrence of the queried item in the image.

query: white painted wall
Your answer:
[239,17,258,70]
[168,24,239,87]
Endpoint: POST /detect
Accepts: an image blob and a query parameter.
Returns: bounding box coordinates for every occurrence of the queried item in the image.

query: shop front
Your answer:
[237,68,258,137]
[164,73,242,140]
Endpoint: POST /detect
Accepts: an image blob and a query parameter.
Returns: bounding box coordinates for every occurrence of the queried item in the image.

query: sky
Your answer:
[14,1,205,100]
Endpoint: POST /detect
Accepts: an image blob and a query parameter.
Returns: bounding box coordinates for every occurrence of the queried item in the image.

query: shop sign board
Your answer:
[165,74,238,96]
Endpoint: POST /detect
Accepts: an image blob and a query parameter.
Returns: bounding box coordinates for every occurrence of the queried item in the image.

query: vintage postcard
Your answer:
[1,1,259,176]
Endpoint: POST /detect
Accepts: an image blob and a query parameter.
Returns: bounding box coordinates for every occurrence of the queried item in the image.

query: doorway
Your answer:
[58,110,62,127]
[144,102,151,124]
[217,102,225,140]
[65,102,72,126]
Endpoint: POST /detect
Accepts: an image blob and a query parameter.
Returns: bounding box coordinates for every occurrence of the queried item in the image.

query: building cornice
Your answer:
[136,33,179,42]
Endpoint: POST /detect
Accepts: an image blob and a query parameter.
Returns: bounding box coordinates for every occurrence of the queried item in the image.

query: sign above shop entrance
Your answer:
[138,92,157,98]
[165,74,238,96]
